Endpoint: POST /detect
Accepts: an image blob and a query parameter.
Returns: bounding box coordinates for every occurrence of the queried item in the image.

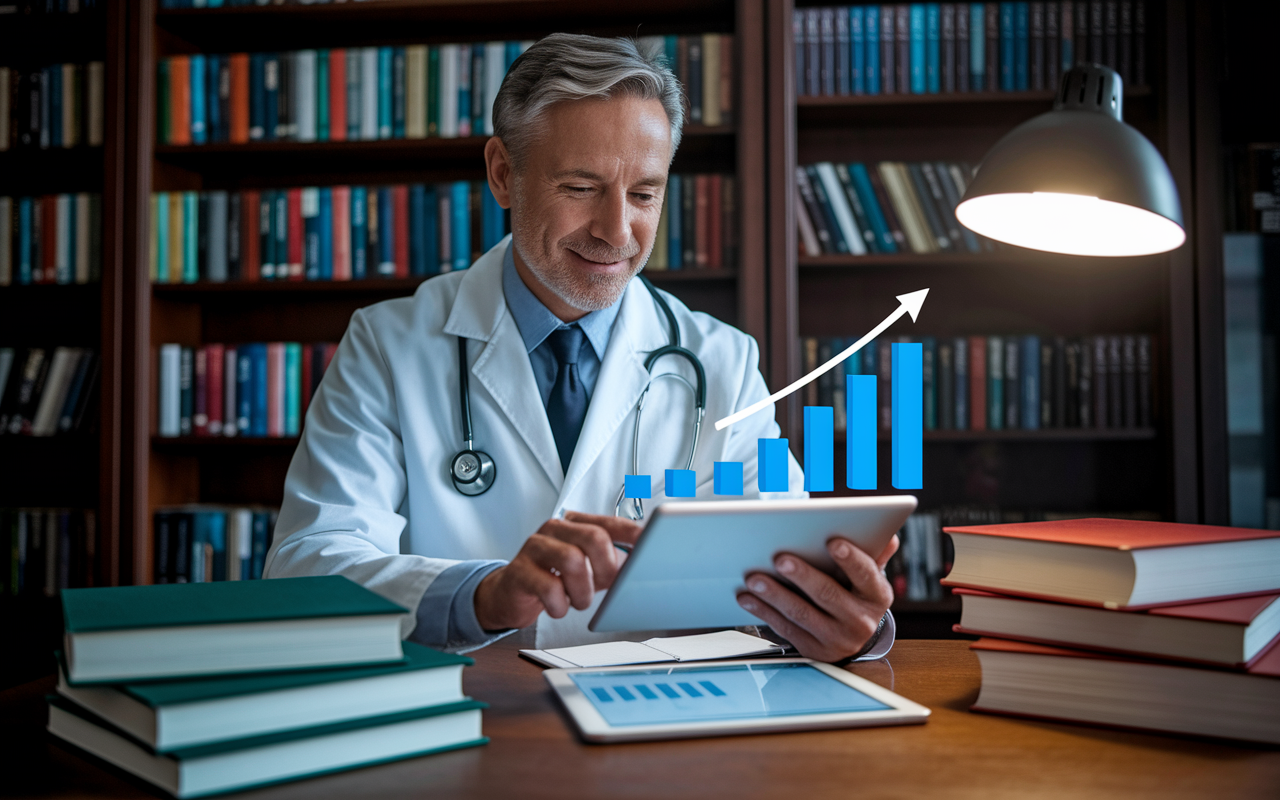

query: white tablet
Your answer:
[589,495,916,632]
[544,659,931,742]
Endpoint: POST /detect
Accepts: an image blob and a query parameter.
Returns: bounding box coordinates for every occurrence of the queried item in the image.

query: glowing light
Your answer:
[955,192,1186,257]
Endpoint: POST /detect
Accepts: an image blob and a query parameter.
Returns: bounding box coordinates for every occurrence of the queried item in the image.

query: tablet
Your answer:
[589,495,916,632]
[545,659,931,742]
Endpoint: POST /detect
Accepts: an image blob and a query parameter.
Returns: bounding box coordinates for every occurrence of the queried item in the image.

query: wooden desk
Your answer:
[3,640,1277,799]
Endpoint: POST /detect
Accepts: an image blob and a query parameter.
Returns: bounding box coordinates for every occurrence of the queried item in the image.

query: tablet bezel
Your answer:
[589,495,917,632]
[544,658,931,743]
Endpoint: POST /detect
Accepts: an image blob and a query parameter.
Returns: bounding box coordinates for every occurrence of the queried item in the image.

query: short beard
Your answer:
[510,194,648,313]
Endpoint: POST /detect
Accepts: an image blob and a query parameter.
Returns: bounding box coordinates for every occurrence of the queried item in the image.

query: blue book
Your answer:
[17,198,32,284]
[921,336,937,430]
[505,41,522,70]
[205,55,221,143]
[849,163,897,253]
[842,338,861,377]
[850,8,866,94]
[303,190,320,280]
[667,176,683,269]
[236,348,253,435]
[346,50,361,141]
[377,186,394,276]
[999,3,1014,91]
[422,186,440,275]
[865,4,880,93]
[1021,335,1040,429]
[190,54,206,144]
[481,182,504,252]
[910,4,926,93]
[408,184,426,276]
[155,193,169,283]
[257,191,273,280]
[953,336,968,431]
[971,4,985,90]
[251,343,268,438]
[392,47,406,139]
[49,66,62,147]
[377,47,392,139]
[456,45,472,136]
[250,511,271,580]
[450,181,470,271]
[273,191,287,280]
[1013,2,1029,90]
[249,53,265,140]
[318,188,333,280]
[263,54,279,141]
[350,187,367,279]
[193,512,227,582]
[925,4,940,93]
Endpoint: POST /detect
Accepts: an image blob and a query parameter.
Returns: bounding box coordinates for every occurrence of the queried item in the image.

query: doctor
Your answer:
[265,34,898,663]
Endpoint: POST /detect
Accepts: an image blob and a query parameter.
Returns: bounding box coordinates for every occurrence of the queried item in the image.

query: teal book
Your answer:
[61,576,407,684]
[970,3,985,89]
[154,193,169,284]
[925,3,940,93]
[56,642,473,752]
[909,4,926,93]
[1014,1,1029,90]
[426,46,439,137]
[284,342,301,437]
[450,181,470,271]
[183,192,198,283]
[315,49,330,142]
[377,46,393,139]
[988,335,1004,430]
[1000,2,1015,90]
[48,694,486,799]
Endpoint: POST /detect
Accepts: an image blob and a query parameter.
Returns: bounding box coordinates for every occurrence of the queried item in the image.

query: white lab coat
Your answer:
[264,236,804,649]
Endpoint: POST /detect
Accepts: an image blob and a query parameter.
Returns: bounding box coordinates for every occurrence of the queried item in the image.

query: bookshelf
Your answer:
[0,0,127,686]
[122,0,770,585]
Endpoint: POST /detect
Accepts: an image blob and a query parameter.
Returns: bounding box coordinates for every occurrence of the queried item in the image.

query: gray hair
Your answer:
[493,33,685,168]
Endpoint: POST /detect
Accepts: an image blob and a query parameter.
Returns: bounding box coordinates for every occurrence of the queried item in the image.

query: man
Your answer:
[265,34,897,663]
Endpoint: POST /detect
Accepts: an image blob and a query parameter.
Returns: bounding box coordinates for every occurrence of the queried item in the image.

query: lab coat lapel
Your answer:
[558,279,668,507]
[443,239,563,489]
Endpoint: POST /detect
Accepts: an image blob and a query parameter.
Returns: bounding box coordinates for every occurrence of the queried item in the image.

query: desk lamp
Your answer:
[955,65,1185,256]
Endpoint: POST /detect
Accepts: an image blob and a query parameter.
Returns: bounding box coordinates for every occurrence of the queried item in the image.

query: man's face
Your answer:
[506,96,672,315]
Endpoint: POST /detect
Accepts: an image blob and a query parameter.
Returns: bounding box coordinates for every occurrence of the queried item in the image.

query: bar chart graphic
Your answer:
[623,289,928,497]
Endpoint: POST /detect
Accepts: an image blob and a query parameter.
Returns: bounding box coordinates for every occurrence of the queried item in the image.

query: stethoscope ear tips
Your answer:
[451,449,497,496]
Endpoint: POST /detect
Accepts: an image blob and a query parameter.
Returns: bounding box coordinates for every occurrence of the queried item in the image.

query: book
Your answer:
[969,637,1280,745]
[60,575,407,683]
[522,630,787,669]
[955,588,1280,668]
[56,641,472,752]
[48,695,486,799]
[942,517,1280,609]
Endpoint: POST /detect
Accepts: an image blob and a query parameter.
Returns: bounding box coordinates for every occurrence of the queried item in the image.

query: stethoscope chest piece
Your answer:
[450,449,496,496]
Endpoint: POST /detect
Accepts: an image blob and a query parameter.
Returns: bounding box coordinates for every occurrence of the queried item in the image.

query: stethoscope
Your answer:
[450,275,706,521]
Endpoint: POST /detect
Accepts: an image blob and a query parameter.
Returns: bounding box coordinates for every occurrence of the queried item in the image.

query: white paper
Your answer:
[522,630,786,669]
[643,630,787,661]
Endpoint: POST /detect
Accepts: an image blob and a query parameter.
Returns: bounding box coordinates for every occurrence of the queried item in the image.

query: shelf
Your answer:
[797,86,1154,128]
[152,436,300,449]
[0,147,105,195]
[151,270,735,297]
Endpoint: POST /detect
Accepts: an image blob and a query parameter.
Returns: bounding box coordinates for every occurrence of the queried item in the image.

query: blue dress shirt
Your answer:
[412,245,621,652]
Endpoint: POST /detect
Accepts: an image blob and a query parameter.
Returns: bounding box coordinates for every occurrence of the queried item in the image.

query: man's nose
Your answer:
[589,190,631,250]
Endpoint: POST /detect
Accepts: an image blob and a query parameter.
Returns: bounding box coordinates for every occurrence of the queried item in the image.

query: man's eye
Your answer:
[632,193,656,203]
[565,186,592,194]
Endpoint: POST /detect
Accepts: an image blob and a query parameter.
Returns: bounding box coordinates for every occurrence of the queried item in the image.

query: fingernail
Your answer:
[833,541,853,558]
[739,598,757,612]
[776,557,796,574]
[750,579,768,593]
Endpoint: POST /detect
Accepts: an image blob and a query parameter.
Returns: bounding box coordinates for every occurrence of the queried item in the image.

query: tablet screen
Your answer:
[569,663,891,727]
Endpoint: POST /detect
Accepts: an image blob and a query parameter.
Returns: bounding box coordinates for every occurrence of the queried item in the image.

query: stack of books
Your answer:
[152,505,278,583]
[1,194,105,285]
[51,576,487,798]
[941,518,1280,744]
[0,63,106,151]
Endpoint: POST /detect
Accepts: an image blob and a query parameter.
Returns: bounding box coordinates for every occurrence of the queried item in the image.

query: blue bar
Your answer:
[847,374,878,490]
[613,686,636,701]
[624,474,651,499]
[634,685,658,700]
[655,683,681,699]
[677,682,703,698]
[591,687,613,703]
[758,438,790,493]
[803,406,834,492]
[892,342,924,489]
[665,469,696,498]
[698,680,727,697]
[714,461,744,495]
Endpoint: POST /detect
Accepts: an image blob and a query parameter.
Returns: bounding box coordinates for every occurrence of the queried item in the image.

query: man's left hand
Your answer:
[736,534,900,663]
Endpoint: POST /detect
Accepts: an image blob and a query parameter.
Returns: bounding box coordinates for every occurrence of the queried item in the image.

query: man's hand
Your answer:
[735,534,900,663]
[474,512,643,631]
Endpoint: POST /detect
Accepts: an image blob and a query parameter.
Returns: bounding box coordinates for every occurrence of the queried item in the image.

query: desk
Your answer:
[3,640,1277,799]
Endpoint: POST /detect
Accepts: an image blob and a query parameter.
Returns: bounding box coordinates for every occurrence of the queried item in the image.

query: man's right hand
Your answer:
[473,511,643,631]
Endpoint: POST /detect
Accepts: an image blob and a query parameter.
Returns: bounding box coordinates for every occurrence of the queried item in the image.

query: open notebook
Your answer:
[520,630,789,669]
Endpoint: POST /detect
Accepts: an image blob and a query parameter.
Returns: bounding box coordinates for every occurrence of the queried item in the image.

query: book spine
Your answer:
[206,342,224,436]
[190,54,206,144]
[926,3,941,94]
[296,50,316,142]
[361,48,378,141]
[881,6,896,93]
[178,346,193,436]
[455,44,471,137]
[1031,2,1045,90]
[315,49,329,142]
[952,336,968,430]
[286,187,302,279]
[818,9,835,97]
[451,181,470,271]
[332,186,350,280]
[207,191,227,282]
[284,342,301,437]
[393,184,409,278]
[1015,2,1029,90]
[1136,334,1151,427]
[392,46,406,139]
[346,48,361,141]
[969,335,986,430]
[941,3,955,93]
[1122,334,1137,427]
[866,5,881,94]
[1022,335,1040,429]
[937,340,953,429]
[377,47,392,140]
[836,9,851,95]
[229,53,249,143]
[1045,1,1060,90]
[987,3,1000,90]
[302,187,320,280]
[350,186,367,279]
[329,49,346,141]
[1039,339,1053,427]
[1107,334,1122,427]
[667,176,683,268]
[958,2,972,91]
[1064,337,1080,427]
[318,187,332,280]
[223,347,237,438]
[193,346,208,435]
[263,53,279,141]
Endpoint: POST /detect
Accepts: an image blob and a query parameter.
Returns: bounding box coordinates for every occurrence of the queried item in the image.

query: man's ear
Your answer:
[485,137,514,210]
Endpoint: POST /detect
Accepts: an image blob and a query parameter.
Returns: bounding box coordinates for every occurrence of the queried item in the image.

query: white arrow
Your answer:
[714,288,929,431]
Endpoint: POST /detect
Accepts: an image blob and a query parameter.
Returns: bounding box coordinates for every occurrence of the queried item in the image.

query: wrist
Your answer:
[833,612,889,666]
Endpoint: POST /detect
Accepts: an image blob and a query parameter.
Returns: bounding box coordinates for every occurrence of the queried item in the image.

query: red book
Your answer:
[968,335,986,431]
[694,174,709,268]
[205,342,224,436]
[393,185,409,278]
[242,189,260,282]
[707,174,722,268]
[287,188,303,280]
[969,637,1280,745]
[321,343,338,372]
[169,56,191,146]
[331,186,350,280]
[43,196,57,283]
[943,518,1280,609]
[954,587,1280,668]
[193,346,209,436]
[328,49,346,142]
[299,343,313,420]
[266,342,285,437]
[228,54,249,144]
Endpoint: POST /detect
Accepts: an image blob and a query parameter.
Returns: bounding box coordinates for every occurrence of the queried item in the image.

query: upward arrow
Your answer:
[714,288,930,431]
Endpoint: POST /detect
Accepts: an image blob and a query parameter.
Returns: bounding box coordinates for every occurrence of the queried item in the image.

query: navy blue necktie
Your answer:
[545,325,589,473]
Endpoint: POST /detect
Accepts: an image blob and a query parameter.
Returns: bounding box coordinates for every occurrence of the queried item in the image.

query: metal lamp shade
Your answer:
[955,65,1186,257]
